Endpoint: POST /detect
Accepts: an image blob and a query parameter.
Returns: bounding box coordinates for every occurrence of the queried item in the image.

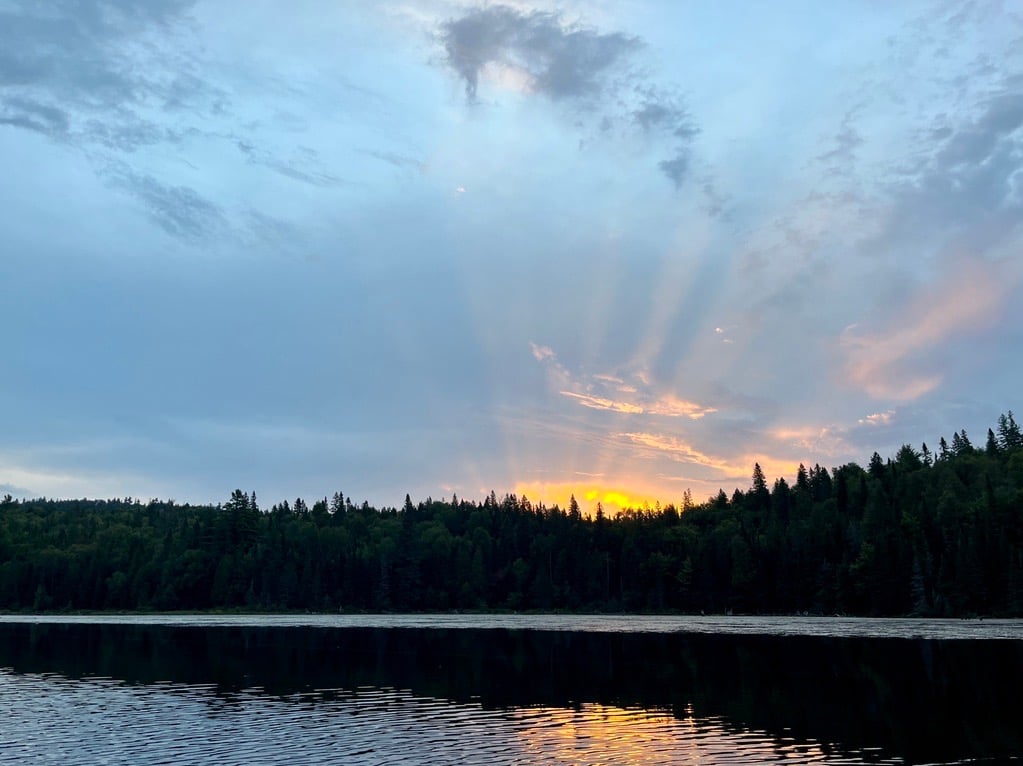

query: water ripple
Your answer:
[0,671,909,766]
[2,613,1021,640]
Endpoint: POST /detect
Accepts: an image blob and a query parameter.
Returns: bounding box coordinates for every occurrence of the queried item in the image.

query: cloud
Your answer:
[840,259,1006,400]
[619,432,736,474]
[768,425,851,458]
[438,4,698,187]
[634,92,696,189]
[0,482,32,498]
[647,394,717,419]
[560,391,645,415]
[0,96,70,137]
[533,343,716,420]
[440,5,641,102]
[529,342,555,361]
[870,88,1023,253]
[106,167,226,240]
[362,149,427,174]
[859,410,895,427]
[0,1,206,119]
[236,140,346,188]
[816,106,864,174]
[0,1,238,240]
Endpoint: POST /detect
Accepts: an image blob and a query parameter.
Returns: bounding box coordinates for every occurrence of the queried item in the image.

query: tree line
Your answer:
[2,412,1022,616]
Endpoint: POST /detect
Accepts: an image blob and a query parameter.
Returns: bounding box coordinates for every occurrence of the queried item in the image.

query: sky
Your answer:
[3,1,1023,513]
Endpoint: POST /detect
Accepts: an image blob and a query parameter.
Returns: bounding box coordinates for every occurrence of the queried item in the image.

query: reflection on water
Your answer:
[0,620,1020,765]
[0,675,900,765]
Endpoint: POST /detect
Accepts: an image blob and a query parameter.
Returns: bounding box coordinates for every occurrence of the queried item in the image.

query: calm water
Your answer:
[0,615,1021,765]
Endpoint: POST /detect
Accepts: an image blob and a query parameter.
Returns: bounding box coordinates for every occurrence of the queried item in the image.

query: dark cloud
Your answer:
[0,1,197,105]
[441,5,641,102]
[0,96,69,137]
[935,91,1023,168]
[658,152,690,190]
[440,5,697,188]
[632,95,696,139]
[107,167,225,241]
[882,87,1023,243]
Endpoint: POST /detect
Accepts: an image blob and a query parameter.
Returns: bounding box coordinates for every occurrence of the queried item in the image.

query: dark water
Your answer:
[0,617,1021,764]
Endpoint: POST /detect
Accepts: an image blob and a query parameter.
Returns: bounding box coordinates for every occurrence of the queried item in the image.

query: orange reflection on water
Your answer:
[508,703,836,765]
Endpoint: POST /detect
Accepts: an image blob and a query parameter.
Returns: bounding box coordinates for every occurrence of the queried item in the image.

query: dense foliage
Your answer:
[3,413,1022,616]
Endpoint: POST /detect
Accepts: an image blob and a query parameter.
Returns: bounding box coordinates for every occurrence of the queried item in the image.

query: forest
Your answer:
[2,412,1022,617]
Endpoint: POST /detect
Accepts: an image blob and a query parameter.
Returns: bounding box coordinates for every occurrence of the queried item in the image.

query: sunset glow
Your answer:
[514,481,671,517]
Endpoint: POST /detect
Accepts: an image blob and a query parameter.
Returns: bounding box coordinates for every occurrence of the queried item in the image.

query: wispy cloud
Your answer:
[362,149,427,174]
[529,342,555,362]
[620,431,735,473]
[236,140,347,188]
[0,95,70,137]
[840,260,1005,400]
[533,342,716,420]
[560,391,645,415]
[647,394,717,419]
[105,166,226,241]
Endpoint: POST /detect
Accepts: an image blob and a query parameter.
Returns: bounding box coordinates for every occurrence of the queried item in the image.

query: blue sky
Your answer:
[3,1,1022,512]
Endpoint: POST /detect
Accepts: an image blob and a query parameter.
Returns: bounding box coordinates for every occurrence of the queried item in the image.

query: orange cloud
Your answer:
[532,342,717,421]
[619,431,736,473]
[859,410,895,426]
[647,394,717,419]
[559,390,715,418]
[840,260,1004,400]
[559,391,645,414]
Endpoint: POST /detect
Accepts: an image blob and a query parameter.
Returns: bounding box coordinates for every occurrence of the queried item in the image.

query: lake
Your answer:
[0,615,1021,764]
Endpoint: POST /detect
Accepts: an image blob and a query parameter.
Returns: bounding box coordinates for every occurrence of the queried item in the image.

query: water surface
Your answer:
[0,615,1020,765]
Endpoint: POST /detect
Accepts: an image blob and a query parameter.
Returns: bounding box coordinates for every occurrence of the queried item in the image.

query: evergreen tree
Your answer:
[986,429,1000,456]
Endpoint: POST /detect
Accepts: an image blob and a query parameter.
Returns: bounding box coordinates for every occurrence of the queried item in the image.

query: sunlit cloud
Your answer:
[619,432,736,474]
[556,388,716,419]
[480,61,534,94]
[559,391,645,415]
[535,343,716,420]
[768,425,851,458]
[859,410,895,427]
[647,394,717,419]
[529,342,556,362]
[840,259,1007,400]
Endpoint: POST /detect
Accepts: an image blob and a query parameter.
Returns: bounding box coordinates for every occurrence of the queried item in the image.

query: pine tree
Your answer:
[998,411,1022,451]
[986,429,1000,456]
